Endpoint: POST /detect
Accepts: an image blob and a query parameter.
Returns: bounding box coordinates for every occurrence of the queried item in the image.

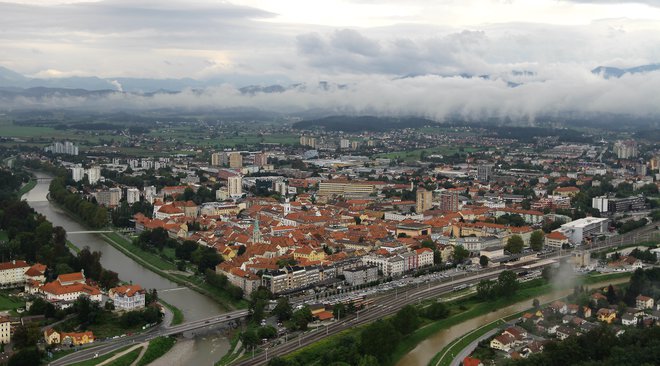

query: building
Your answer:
[477,164,493,182]
[229,153,243,169]
[545,231,569,249]
[86,166,101,185]
[44,329,94,346]
[0,260,31,288]
[396,223,431,237]
[416,188,433,213]
[216,264,260,298]
[211,152,223,166]
[44,141,79,156]
[108,285,146,311]
[439,191,459,212]
[96,187,122,207]
[340,139,350,149]
[300,135,317,148]
[556,217,609,245]
[38,272,102,306]
[71,165,85,182]
[0,316,10,344]
[361,255,404,277]
[261,266,320,294]
[254,153,268,167]
[636,295,654,310]
[343,265,378,286]
[614,140,638,159]
[593,195,645,213]
[228,175,243,197]
[318,180,379,198]
[126,187,141,204]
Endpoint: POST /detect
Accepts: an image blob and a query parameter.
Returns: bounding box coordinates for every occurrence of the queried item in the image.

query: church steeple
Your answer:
[252,214,262,243]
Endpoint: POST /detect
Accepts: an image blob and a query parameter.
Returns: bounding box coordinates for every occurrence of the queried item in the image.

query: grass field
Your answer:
[17,179,36,197]
[431,318,507,366]
[159,299,184,326]
[102,232,177,271]
[136,336,176,366]
[105,347,143,366]
[0,292,24,311]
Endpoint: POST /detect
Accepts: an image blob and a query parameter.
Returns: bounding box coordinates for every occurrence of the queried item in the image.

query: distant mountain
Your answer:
[591,63,660,79]
[293,116,438,132]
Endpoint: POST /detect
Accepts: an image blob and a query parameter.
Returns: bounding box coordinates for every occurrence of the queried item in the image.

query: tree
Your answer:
[333,303,347,320]
[360,320,400,363]
[476,279,495,300]
[240,328,259,350]
[606,284,618,304]
[290,306,313,331]
[533,298,540,309]
[8,347,41,366]
[479,255,489,267]
[424,302,449,320]
[453,245,470,264]
[505,235,524,254]
[496,270,519,298]
[530,230,544,251]
[12,323,40,349]
[391,305,420,335]
[272,298,293,322]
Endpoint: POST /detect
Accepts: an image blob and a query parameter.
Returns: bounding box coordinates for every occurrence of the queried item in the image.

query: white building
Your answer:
[39,272,102,306]
[0,260,31,288]
[0,317,10,344]
[557,217,609,245]
[340,139,350,149]
[228,175,243,197]
[108,285,146,311]
[86,166,101,185]
[126,188,141,204]
[71,166,85,182]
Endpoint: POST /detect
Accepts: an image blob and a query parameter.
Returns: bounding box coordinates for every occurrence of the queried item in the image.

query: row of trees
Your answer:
[49,177,108,229]
[476,271,520,300]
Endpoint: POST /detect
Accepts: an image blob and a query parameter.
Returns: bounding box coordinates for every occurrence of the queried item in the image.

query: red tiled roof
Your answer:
[0,260,30,271]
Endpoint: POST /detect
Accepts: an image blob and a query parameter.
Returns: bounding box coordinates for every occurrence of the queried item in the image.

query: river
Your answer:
[397,278,631,366]
[23,173,231,365]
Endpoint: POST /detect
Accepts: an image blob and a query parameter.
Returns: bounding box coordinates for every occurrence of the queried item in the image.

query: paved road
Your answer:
[449,328,500,366]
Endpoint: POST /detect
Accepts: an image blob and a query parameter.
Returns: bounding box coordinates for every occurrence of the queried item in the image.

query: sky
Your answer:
[1,0,660,119]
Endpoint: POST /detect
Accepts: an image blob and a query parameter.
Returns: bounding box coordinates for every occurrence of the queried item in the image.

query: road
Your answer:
[49,309,249,366]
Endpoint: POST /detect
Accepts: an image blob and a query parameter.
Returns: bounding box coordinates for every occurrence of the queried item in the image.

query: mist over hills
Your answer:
[1,64,659,129]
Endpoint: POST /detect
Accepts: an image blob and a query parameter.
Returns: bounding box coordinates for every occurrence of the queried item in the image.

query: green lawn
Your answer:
[66,240,81,254]
[136,336,176,366]
[17,179,36,197]
[159,299,184,326]
[431,319,507,366]
[105,347,143,366]
[57,311,144,339]
[101,232,177,271]
[0,292,24,311]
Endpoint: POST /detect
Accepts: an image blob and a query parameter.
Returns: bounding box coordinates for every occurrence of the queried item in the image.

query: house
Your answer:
[108,285,146,311]
[636,295,654,310]
[61,331,95,346]
[597,308,617,324]
[545,231,569,249]
[556,326,574,340]
[44,328,61,345]
[24,263,47,283]
[463,357,483,366]
[0,317,10,344]
[621,313,638,326]
[549,301,568,315]
[43,328,94,346]
[490,333,516,351]
[503,326,527,342]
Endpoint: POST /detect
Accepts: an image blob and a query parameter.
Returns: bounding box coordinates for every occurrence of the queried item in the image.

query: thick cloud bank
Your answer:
[3,69,660,122]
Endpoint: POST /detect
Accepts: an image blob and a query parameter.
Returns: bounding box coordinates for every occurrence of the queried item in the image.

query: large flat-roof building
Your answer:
[556,217,609,245]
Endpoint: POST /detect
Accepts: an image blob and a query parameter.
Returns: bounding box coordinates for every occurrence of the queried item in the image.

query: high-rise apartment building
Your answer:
[97,187,121,207]
[228,176,243,197]
[439,191,459,212]
[126,188,141,204]
[613,140,638,159]
[416,188,433,213]
[86,166,101,185]
[254,153,268,167]
[477,164,493,182]
[229,153,243,169]
[340,139,350,149]
[71,165,85,182]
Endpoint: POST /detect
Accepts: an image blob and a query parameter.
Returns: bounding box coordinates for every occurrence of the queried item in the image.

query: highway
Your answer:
[50,225,658,365]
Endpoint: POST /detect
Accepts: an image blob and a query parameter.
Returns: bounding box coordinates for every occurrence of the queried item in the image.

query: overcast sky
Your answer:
[1,0,660,119]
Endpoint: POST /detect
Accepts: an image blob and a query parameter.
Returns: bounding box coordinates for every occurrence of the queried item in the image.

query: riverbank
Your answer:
[419,274,633,366]
[100,232,246,310]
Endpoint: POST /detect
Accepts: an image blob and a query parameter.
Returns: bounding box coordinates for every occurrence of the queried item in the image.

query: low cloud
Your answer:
[3,69,660,123]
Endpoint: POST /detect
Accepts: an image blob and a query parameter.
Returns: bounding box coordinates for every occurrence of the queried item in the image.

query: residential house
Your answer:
[597,308,617,324]
[490,333,515,351]
[108,285,146,311]
[636,295,654,310]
